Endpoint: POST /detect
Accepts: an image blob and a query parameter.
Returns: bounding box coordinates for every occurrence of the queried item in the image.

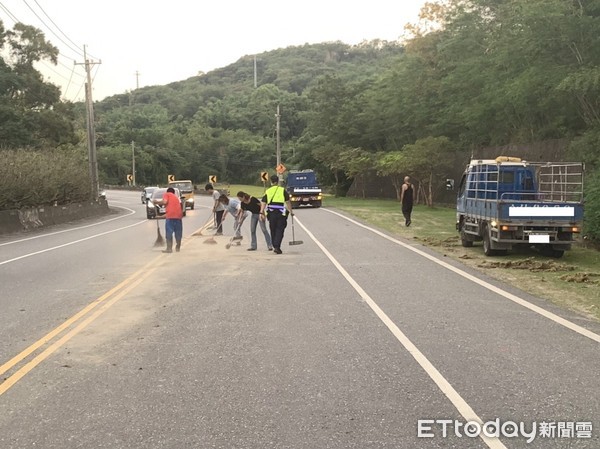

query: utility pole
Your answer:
[76,45,101,200]
[130,73,138,186]
[275,105,281,183]
[253,55,257,88]
[131,140,136,186]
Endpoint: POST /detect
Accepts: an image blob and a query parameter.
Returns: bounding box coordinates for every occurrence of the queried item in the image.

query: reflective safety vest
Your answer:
[265,186,286,212]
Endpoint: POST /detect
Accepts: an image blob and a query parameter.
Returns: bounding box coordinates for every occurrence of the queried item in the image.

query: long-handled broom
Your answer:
[192,214,218,244]
[225,216,245,249]
[288,213,303,246]
[153,219,164,247]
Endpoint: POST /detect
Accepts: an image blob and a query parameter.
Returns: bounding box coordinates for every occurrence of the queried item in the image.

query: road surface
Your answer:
[0,189,598,448]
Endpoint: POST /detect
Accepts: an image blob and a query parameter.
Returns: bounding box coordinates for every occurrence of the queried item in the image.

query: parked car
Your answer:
[146,188,186,219]
[141,186,159,204]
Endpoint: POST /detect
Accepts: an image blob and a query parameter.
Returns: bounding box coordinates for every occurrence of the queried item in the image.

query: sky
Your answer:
[0,0,429,102]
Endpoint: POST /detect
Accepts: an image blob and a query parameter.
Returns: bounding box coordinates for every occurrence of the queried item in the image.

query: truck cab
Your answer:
[285,170,323,209]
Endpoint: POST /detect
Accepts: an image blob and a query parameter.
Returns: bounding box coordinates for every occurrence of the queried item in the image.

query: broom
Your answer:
[192,214,218,244]
[153,219,164,247]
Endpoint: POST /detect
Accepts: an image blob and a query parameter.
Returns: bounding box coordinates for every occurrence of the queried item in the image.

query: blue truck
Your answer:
[456,157,584,258]
[285,169,323,209]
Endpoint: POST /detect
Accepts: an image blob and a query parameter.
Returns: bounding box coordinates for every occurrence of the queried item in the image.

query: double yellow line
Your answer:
[0,254,166,396]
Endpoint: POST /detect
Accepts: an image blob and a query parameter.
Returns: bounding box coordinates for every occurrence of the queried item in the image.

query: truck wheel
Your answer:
[482,225,497,256]
[459,225,473,247]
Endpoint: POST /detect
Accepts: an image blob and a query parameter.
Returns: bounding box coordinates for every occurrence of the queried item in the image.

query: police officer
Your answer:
[260,174,293,254]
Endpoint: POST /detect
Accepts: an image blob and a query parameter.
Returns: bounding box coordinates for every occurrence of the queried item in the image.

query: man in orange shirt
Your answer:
[158,187,183,253]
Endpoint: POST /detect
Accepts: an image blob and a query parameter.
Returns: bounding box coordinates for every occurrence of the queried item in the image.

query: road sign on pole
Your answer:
[168,174,175,182]
[209,175,217,183]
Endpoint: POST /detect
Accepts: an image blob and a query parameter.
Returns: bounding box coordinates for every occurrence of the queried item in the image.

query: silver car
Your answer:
[146,188,186,219]
[141,186,159,204]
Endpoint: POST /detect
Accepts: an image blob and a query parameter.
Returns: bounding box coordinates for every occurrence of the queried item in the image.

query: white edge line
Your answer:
[0,220,146,266]
[323,208,600,344]
[0,206,137,247]
[294,215,508,449]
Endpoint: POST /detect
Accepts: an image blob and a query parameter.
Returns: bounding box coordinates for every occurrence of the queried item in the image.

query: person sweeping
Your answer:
[156,187,183,253]
[260,175,293,255]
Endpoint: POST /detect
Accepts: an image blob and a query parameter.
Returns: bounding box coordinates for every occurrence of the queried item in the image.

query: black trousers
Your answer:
[402,204,413,224]
[267,212,288,250]
[215,210,224,234]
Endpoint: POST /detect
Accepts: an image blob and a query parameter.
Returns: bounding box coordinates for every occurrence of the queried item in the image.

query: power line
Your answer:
[32,0,97,59]
[0,1,19,22]
[1,1,95,101]
[21,0,85,60]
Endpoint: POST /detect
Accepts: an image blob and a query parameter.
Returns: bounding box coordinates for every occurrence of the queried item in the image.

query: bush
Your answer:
[0,148,92,210]
[584,168,600,242]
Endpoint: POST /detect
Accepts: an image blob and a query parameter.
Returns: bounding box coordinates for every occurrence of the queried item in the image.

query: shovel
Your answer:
[288,213,303,246]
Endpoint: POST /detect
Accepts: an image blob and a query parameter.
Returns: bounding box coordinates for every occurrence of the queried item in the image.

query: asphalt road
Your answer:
[0,190,598,448]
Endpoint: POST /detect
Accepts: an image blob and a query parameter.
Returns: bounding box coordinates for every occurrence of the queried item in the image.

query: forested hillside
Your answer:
[2,0,600,239]
[93,40,404,186]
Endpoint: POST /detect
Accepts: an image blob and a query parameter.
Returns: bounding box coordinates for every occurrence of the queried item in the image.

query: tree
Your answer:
[401,136,455,207]
[312,143,350,195]
[0,21,74,149]
[375,151,407,201]
[339,147,374,199]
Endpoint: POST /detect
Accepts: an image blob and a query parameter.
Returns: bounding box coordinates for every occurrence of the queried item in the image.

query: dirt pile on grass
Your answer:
[477,257,576,273]
[559,273,600,284]
[414,236,459,247]
[476,257,600,284]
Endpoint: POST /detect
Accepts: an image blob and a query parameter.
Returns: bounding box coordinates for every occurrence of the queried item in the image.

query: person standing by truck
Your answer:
[260,175,293,254]
[400,176,414,227]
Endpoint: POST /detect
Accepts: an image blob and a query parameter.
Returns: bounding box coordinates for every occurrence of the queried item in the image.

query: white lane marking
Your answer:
[0,206,137,247]
[323,209,600,344]
[294,216,507,449]
[0,220,146,266]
